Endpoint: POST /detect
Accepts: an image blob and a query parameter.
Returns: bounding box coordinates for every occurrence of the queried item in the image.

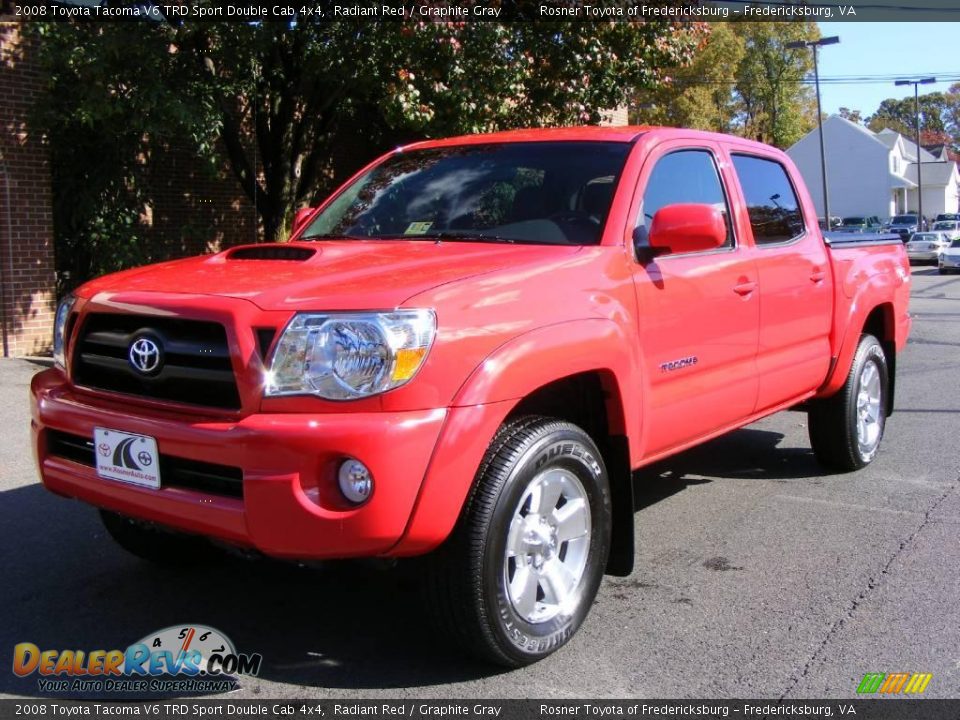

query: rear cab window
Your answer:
[731,154,805,245]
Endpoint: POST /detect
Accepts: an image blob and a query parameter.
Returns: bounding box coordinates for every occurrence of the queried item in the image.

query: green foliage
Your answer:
[632,21,819,149]
[866,85,960,152]
[29,17,702,271]
[732,22,819,148]
[839,107,862,124]
[630,24,743,133]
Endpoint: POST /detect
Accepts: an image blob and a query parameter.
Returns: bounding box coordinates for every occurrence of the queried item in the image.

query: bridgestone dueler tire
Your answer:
[100,510,218,565]
[424,416,612,667]
[808,334,889,472]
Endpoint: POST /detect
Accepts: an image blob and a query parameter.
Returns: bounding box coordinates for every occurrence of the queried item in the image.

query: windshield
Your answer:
[300,141,632,246]
[933,222,958,230]
[842,217,864,225]
[911,234,936,241]
[891,215,916,224]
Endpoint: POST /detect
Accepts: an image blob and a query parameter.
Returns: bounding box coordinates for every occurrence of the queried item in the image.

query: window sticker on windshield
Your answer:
[404,221,433,235]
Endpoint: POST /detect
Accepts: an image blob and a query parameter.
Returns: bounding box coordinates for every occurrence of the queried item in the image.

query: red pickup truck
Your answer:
[32,127,911,667]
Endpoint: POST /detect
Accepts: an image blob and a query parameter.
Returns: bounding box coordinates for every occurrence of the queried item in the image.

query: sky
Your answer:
[814,22,960,118]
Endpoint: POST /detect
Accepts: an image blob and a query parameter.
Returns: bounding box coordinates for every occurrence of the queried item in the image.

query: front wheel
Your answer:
[424,416,611,667]
[808,334,889,471]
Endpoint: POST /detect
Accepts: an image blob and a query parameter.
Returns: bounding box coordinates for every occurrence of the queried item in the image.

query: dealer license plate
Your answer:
[94,427,161,489]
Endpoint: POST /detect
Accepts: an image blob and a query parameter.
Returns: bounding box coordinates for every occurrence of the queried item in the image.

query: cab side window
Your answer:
[732,154,805,245]
[636,150,733,250]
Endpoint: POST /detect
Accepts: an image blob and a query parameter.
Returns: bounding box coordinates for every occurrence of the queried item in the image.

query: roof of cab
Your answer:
[402,125,780,155]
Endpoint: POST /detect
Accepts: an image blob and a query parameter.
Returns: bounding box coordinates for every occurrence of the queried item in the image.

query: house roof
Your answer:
[905,160,958,186]
[890,173,917,189]
[923,144,950,161]
[876,127,937,163]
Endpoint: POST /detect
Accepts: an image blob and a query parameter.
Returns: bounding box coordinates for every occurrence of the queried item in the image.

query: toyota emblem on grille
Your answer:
[129,337,162,375]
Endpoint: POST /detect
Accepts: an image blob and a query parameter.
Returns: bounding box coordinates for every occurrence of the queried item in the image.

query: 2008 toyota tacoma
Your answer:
[32,127,911,666]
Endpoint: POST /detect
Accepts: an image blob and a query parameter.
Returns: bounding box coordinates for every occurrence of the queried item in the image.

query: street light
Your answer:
[787,36,840,228]
[895,77,937,229]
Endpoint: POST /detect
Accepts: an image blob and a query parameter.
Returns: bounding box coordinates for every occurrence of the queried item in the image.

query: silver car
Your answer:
[906,232,951,263]
[931,220,960,240]
[939,238,960,274]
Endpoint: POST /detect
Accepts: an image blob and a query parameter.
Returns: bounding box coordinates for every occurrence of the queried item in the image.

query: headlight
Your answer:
[265,309,436,400]
[52,295,75,370]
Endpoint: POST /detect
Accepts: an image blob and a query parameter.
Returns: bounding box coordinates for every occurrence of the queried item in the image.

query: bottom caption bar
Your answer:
[2,700,959,720]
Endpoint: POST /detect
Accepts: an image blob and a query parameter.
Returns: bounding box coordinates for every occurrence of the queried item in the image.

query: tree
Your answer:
[732,22,819,148]
[866,90,960,143]
[630,24,742,133]
[31,20,703,247]
[838,107,862,124]
[630,22,818,149]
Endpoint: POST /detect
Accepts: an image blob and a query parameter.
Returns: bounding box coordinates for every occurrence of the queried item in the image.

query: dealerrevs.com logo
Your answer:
[13,625,262,694]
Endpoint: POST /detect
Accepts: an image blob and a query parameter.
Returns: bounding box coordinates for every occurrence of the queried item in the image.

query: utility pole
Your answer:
[895,77,936,229]
[787,37,840,227]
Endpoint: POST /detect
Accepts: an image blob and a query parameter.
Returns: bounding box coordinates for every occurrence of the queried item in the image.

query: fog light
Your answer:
[338,459,373,504]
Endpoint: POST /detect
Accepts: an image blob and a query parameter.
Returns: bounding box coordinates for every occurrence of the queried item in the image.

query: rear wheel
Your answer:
[100,510,218,565]
[424,416,611,667]
[808,334,888,471]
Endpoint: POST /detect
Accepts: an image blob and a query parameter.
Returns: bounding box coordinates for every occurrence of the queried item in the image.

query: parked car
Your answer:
[930,220,960,240]
[906,231,951,263]
[886,214,921,240]
[818,216,842,231]
[836,215,883,233]
[940,238,960,274]
[31,126,912,667]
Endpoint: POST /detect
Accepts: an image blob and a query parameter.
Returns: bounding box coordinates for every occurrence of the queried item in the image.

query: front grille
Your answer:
[46,430,244,499]
[72,314,241,410]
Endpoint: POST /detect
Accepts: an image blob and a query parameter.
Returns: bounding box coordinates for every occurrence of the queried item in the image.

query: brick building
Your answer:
[0,22,56,357]
[0,21,262,357]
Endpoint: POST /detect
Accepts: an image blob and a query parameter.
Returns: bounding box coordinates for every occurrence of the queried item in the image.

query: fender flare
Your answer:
[392,319,641,560]
[820,296,895,399]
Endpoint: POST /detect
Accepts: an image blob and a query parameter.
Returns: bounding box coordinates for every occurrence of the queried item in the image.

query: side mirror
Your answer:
[647,203,727,257]
[291,207,315,236]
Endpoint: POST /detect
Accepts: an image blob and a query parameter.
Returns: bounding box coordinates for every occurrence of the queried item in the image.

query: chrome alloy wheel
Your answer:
[856,360,883,459]
[503,468,591,624]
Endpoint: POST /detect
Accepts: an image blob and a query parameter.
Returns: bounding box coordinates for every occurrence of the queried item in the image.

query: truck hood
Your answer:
[79,241,582,312]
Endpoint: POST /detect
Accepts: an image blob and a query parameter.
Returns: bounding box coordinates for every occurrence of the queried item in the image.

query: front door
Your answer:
[629,143,760,456]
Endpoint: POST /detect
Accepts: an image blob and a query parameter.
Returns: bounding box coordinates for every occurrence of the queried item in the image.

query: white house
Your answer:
[786,115,960,221]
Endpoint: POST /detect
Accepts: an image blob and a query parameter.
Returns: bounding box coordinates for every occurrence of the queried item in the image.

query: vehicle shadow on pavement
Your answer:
[632,426,827,507]
[0,485,500,697]
[2,427,822,696]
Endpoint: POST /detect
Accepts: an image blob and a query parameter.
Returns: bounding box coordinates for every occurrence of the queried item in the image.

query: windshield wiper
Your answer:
[298,232,370,241]
[399,232,516,244]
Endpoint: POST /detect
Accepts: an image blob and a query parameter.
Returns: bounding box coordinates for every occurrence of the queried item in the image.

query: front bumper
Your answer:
[31,369,447,559]
[940,255,960,269]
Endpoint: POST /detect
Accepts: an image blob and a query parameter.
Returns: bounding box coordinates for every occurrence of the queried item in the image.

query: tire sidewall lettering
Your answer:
[486,432,610,658]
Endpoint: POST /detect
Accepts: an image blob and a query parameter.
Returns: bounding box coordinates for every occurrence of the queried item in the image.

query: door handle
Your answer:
[810,269,826,283]
[733,280,757,296]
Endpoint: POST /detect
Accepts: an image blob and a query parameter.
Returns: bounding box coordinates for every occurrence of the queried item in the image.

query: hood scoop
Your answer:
[227,245,316,261]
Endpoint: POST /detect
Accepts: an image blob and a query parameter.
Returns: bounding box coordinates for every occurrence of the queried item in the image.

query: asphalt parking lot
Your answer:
[1,267,958,701]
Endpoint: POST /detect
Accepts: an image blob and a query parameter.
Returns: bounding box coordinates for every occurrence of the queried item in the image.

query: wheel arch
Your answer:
[822,301,897,416]
[505,371,634,576]
[393,320,639,574]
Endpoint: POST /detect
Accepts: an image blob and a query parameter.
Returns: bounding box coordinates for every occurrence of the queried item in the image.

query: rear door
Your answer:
[629,142,760,455]
[728,152,832,412]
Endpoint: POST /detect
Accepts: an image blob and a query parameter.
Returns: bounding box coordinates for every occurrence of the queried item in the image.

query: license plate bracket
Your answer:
[94,428,161,489]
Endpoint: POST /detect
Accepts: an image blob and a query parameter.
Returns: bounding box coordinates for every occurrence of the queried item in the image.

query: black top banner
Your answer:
[3,0,960,23]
